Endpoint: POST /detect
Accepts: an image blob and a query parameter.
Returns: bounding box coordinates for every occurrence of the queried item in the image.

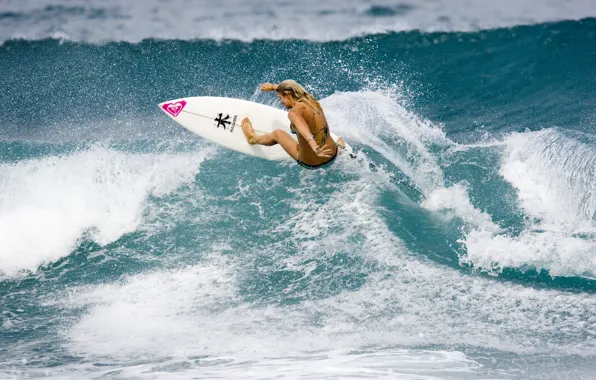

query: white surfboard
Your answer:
[157,96,352,161]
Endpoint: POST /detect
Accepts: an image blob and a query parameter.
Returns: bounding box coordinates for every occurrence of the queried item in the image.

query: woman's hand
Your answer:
[313,145,334,158]
[260,82,277,92]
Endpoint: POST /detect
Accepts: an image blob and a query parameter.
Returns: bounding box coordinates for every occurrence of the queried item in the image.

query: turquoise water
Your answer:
[1,5,596,379]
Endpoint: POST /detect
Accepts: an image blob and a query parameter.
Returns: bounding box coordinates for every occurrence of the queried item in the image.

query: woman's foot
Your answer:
[241,118,258,144]
[336,137,345,156]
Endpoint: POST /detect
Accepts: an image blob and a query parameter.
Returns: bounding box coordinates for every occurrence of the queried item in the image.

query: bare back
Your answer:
[292,102,337,165]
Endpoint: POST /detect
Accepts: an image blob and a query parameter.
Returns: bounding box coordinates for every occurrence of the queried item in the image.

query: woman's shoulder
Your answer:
[294,102,322,116]
[292,102,309,112]
[287,103,306,118]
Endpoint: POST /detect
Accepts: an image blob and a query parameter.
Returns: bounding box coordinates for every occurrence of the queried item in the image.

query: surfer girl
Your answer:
[241,80,344,170]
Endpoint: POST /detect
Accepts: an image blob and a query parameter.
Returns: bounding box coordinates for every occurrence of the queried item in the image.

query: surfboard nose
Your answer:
[158,99,188,118]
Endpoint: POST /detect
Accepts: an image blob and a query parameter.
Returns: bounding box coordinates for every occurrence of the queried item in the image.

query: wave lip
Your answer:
[2,0,596,43]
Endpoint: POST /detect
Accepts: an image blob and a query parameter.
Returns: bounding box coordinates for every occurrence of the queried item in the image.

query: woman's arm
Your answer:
[288,109,315,146]
[260,82,278,92]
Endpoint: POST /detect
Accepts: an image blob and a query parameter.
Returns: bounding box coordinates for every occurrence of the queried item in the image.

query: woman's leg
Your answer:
[242,118,299,161]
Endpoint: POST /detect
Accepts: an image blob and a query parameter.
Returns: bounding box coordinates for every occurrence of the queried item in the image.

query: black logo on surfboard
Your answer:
[214,113,231,130]
[214,113,237,132]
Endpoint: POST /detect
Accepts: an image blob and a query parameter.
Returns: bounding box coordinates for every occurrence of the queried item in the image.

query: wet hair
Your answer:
[276,80,322,113]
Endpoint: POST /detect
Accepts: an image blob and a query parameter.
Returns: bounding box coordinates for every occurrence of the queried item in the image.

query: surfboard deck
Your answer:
[157,96,352,161]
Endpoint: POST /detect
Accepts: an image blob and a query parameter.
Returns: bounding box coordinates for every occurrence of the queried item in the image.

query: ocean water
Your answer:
[1,1,596,379]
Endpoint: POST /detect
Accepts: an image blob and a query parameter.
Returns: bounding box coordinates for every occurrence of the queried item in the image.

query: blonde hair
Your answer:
[276,80,322,113]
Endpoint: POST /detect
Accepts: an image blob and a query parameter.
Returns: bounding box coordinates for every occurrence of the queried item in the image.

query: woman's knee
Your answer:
[272,129,284,140]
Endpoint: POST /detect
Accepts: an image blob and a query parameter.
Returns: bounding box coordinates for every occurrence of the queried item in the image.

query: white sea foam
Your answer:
[2,0,596,44]
[0,145,212,277]
[460,129,596,277]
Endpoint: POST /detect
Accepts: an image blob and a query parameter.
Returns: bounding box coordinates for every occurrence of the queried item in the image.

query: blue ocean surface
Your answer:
[1,1,596,379]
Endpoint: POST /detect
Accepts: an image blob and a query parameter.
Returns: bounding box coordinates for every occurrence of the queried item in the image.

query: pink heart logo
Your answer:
[162,100,187,117]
